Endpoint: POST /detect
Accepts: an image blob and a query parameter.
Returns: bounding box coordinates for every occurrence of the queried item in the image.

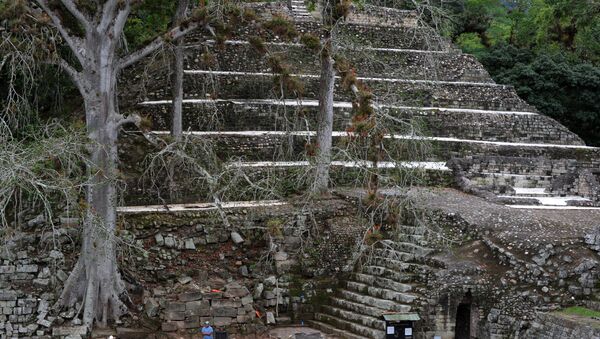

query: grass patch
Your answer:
[559,306,600,318]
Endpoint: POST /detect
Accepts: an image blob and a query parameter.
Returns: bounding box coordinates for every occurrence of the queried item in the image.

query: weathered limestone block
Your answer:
[185,300,210,317]
[231,231,244,245]
[225,282,250,298]
[144,298,159,317]
[179,291,203,302]
[213,317,234,327]
[213,306,237,317]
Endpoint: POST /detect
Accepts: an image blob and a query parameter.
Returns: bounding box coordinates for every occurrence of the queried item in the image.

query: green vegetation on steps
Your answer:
[448,0,600,146]
[558,306,600,319]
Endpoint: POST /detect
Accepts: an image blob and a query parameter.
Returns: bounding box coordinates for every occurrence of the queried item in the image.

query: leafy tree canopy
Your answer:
[449,0,600,145]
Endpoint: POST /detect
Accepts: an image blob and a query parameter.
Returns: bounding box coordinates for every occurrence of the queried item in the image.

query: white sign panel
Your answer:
[386,326,395,334]
[405,328,413,336]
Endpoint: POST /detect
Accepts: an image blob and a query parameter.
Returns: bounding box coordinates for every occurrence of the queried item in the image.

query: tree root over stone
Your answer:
[57,255,129,328]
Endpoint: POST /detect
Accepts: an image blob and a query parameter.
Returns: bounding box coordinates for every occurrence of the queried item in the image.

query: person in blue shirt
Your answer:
[201,321,214,339]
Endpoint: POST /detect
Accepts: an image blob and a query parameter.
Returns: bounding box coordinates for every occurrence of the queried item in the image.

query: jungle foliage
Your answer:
[448,0,600,145]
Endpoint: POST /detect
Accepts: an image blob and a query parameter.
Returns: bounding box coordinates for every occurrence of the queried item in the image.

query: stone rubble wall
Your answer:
[552,169,600,202]
[119,199,363,336]
[0,222,80,339]
[524,313,600,338]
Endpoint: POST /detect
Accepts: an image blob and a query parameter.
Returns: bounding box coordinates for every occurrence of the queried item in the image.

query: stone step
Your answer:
[397,233,427,244]
[133,130,597,165]
[352,273,413,292]
[361,265,421,283]
[338,289,409,312]
[380,240,434,256]
[182,21,450,50]
[371,248,415,261]
[175,70,532,111]
[367,257,432,274]
[307,320,365,339]
[135,99,580,146]
[329,296,410,318]
[321,305,386,329]
[346,281,418,304]
[182,41,491,83]
[398,225,427,235]
[471,173,553,189]
[315,313,386,339]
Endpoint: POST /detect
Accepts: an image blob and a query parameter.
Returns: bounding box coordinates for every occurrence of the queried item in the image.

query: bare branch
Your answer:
[115,113,141,129]
[118,23,202,70]
[45,58,86,94]
[112,2,132,38]
[60,0,91,32]
[34,0,85,65]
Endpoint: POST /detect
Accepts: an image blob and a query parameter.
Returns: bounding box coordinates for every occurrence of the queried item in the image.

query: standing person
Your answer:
[201,321,214,339]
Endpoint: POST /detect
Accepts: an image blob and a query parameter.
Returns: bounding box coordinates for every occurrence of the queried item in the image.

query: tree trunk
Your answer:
[171,44,184,139]
[170,0,189,140]
[58,35,127,328]
[313,43,335,194]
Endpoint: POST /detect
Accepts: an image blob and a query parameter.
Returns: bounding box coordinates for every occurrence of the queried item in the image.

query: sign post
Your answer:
[382,313,420,339]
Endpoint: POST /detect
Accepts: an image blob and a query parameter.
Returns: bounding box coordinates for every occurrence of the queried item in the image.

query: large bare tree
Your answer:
[2,0,209,327]
[313,0,347,194]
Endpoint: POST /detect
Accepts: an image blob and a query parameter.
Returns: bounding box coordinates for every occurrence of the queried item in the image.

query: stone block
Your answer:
[37,319,52,328]
[33,279,49,287]
[0,266,15,274]
[266,312,276,324]
[16,265,38,273]
[184,239,196,250]
[179,292,203,302]
[213,306,237,317]
[165,302,185,313]
[161,322,179,332]
[154,233,164,246]
[166,311,185,321]
[224,282,250,298]
[56,270,68,282]
[212,299,241,308]
[164,237,176,248]
[184,319,200,329]
[177,276,192,285]
[241,295,253,306]
[213,317,234,327]
[52,326,89,336]
[144,298,159,317]
[231,232,244,244]
[185,300,210,317]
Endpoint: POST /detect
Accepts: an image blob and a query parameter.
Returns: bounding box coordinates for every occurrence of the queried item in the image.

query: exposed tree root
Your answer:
[57,255,128,328]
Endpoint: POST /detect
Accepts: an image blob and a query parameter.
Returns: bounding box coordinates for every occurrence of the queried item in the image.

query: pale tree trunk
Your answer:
[169,0,190,199]
[313,41,335,194]
[313,0,336,194]
[34,0,204,328]
[170,0,190,140]
[58,33,127,328]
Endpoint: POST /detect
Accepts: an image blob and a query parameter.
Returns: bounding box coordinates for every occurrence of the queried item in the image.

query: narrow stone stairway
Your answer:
[309,225,436,339]
[290,0,312,20]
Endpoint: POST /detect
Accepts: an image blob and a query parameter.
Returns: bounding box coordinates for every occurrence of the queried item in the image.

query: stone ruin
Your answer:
[3,1,600,339]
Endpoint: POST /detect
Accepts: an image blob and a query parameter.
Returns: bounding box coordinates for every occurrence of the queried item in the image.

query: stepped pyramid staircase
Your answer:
[308,223,438,338]
[128,0,600,211]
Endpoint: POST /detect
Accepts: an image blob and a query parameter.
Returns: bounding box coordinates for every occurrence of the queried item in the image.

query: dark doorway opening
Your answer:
[455,302,471,339]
